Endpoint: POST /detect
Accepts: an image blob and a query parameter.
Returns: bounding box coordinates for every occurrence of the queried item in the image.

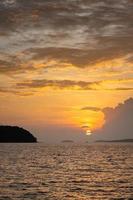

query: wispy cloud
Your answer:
[16,78,133,92]
[16,79,99,90]
[81,107,102,112]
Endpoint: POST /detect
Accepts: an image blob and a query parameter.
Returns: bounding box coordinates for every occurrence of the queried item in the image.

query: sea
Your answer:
[0,143,133,200]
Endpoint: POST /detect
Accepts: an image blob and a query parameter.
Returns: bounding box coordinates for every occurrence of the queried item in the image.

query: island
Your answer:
[62,140,74,143]
[95,139,133,143]
[0,125,37,143]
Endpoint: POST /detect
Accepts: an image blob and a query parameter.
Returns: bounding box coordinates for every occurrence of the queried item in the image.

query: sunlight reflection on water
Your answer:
[0,143,133,199]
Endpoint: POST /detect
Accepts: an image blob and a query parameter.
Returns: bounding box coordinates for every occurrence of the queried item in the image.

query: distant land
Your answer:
[62,140,74,143]
[96,139,133,143]
[0,126,37,143]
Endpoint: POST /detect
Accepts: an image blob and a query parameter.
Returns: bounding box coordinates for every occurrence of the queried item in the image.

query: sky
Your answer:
[0,0,133,142]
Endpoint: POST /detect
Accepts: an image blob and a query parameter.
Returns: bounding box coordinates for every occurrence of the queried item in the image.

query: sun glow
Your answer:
[86,130,92,136]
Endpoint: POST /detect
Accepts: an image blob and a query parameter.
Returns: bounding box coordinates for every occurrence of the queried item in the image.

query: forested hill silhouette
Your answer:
[0,126,37,143]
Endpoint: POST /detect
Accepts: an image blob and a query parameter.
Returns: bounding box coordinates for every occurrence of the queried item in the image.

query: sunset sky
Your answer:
[0,0,133,142]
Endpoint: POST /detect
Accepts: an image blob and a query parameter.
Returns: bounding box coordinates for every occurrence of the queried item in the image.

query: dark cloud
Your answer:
[0,88,10,93]
[0,59,20,73]
[24,41,133,67]
[81,125,89,129]
[16,78,133,91]
[1,0,133,33]
[0,86,18,95]
[91,98,133,140]
[16,79,99,90]
[114,87,133,91]
[0,86,34,96]
[0,56,35,75]
[1,76,132,95]
[0,0,133,71]
[81,106,102,112]
[126,54,133,63]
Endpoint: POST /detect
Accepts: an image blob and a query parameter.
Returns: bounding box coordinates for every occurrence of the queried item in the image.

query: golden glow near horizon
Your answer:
[86,130,92,136]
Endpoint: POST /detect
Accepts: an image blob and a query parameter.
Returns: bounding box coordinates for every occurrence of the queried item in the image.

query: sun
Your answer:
[86,130,92,136]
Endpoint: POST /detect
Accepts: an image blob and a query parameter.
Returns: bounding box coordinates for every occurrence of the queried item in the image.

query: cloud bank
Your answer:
[91,98,133,140]
[0,0,133,72]
[16,78,133,91]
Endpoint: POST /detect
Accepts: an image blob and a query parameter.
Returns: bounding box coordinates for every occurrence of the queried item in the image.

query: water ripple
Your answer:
[0,143,133,199]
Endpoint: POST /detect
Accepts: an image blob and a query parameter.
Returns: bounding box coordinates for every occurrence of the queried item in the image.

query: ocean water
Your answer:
[0,143,133,200]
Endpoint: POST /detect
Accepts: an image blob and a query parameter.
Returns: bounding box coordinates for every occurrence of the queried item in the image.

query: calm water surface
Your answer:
[0,143,133,200]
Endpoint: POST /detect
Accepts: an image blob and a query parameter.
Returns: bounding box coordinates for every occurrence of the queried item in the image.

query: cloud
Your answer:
[24,44,133,67]
[81,125,89,129]
[0,86,18,95]
[0,59,20,74]
[0,88,10,93]
[0,0,132,96]
[114,87,133,91]
[81,106,102,112]
[0,56,35,75]
[0,77,132,95]
[1,0,133,35]
[16,79,99,90]
[0,87,34,96]
[91,98,133,140]
[0,0,133,71]
[16,78,133,91]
